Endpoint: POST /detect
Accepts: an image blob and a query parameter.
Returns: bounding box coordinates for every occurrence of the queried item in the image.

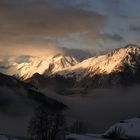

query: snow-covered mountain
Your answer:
[58,44,140,77]
[16,44,140,88]
[56,44,140,88]
[17,55,79,80]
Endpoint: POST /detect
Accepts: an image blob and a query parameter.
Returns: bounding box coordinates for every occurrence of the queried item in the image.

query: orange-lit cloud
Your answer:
[0,0,105,56]
[0,43,66,57]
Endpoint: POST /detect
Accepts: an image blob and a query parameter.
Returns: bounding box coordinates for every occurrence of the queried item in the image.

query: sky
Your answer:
[1,0,140,56]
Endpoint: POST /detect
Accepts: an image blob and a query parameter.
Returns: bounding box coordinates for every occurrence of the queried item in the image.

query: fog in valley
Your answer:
[0,87,35,136]
[0,86,140,136]
[42,86,140,133]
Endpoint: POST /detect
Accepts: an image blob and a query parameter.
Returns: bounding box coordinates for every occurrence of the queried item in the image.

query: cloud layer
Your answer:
[0,0,140,57]
[0,0,104,56]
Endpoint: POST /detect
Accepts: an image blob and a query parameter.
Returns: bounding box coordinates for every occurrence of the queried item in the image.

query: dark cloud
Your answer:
[62,47,92,60]
[129,25,140,31]
[80,31,98,43]
[1,0,138,57]
[100,33,124,42]
[0,0,104,56]
[75,0,140,17]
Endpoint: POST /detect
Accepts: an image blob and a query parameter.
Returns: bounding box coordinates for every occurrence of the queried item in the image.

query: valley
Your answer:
[0,45,140,139]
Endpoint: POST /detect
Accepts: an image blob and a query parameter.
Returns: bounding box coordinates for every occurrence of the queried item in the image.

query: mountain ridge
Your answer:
[0,72,66,110]
[25,44,140,88]
[17,55,79,80]
[16,44,140,89]
[56,44,140,77]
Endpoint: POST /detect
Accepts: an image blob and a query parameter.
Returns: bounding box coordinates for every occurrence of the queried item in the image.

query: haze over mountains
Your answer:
[10,44,140,89]
[18,55,78,80]
[1,44,140,136]
[1,0,140,139]
[0,73,66,136]
[0,72,66,112]
[2,44,140,112]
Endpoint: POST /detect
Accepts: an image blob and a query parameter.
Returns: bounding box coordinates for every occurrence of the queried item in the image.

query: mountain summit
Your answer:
[58,44,140,76]
[17,44,140,89]
[17,55,79,79]
[56,44,140,88]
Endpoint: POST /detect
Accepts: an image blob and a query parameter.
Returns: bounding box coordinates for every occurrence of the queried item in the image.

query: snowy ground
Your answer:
[104,117,140,138]
[0,135,28,140]
[1,117,140,140]
[66,134,107,140]
[66,117,140,140]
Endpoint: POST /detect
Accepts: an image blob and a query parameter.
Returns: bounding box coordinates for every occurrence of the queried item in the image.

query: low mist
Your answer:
[0,86,35,136]
[42,86,140,133]
[1,85,140,136]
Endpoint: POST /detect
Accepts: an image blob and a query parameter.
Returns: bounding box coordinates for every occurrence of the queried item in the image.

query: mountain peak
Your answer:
[108,44,140,57]
[56,44,140,79]
[16,44,140,86]
[14,44,140,89]
[17,55,79,79]
[55,44,140,88]
[124,44,140,49]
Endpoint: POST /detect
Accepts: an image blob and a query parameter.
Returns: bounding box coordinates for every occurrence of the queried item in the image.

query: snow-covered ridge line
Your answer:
[56,44,140,78]
[17,44,140,80]
[17,55,79,80]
